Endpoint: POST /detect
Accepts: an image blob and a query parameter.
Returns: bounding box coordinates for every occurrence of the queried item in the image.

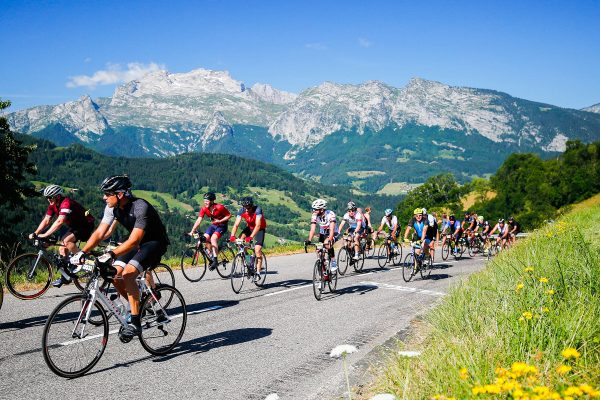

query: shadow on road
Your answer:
[260,278,311,290]
[426,273,452,281]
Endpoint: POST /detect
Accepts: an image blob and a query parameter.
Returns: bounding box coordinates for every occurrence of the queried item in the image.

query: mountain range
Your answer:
[6,68,600,192]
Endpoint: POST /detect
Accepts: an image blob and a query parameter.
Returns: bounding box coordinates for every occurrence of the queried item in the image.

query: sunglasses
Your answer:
[103,191,117,197]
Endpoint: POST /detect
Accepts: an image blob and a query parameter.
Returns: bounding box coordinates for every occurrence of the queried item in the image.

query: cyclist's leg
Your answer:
[253,230,266,273]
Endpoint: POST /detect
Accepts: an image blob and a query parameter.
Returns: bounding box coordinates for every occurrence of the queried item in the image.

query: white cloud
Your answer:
[66,62,165,89]
[84,57,92,63]
[358,37,373,48]
[305,42,327,50]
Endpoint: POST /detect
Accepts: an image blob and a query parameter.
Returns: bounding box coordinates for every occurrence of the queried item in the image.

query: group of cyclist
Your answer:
[29,178,521,339]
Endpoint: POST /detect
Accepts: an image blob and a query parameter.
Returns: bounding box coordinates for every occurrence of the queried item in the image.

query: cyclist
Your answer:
[188,192,232,270]
[477,216,493,254]
[229,196,267,279]
[70,175,170,339]
[403,207,432,259]
[374,208,399,242]
[305,199,338,272]
[338,201,365,260]
[508,217,521,245]
[30,184,95,287]
[422,208,439,261]
[489,218,510,249]
[441,215,463,255]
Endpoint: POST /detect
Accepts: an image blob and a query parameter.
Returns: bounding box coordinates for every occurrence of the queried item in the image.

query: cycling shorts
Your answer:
[64,223,94,242]
[241,227,265,246]
[348,227,365,236]
[205,224,227,238]
[113,240,167,273]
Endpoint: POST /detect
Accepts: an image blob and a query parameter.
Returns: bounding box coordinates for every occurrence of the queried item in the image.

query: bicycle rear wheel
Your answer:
[327,265,338,293]
[42,295,109,378]
[352,250,365,272]
[421,256,433,279]
[364,239,375,258]
[139,285,187,355]
[180,247,207,282]
[6,253,52,300]
[253,254,268,287]
[336,247,350,275]
[441,242,449,261]
[216,246,235,278]
[147,263,175,288]
[391,243,403,266]
[312,260,324,300]
[402,253,415,282]
[230,254,246,294]
[377,245,389,268]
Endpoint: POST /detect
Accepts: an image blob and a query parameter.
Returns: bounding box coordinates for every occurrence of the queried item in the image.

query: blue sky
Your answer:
[1,0,599,111]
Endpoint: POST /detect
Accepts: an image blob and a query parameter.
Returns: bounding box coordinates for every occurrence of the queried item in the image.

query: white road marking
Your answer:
[263,284,311,297]
[359,281,445,297]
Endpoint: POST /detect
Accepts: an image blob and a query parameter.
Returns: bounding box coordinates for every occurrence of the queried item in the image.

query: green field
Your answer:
[133,190,194,212]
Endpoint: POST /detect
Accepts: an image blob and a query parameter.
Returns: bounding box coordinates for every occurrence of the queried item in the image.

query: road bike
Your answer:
[230,239,268,293]
[4,235,90,300]
[375,233,403,268]
[305,242,337,301]
[180,233,235,281]
[336,233,364,274]
[361,231,376,259]
[402,241,433,282]
[441,234,465,261]
[42,255,187,378]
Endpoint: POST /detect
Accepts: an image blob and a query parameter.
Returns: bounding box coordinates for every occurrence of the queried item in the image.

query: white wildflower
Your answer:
[398,350,421,357]
[264,394,280,400]
[370,395,396,400]
[330,344,358,358]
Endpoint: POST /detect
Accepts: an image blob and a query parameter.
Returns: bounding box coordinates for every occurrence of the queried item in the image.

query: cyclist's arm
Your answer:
[328,220,336,242]
[230,215,242,237]
[190,215,203,234]
[338,220,346,233]
[421,225,428,242]
[248,216,262,241]
[113,227,144,257]
[33,215,52,236]
[82,222,113,253]
[37,215,66,238]
[403,226,411,241]
[375,222,385,236]
[308,221,317,242]
[391,225,398,238]
[102,220,118,240]
[213,212,231,225]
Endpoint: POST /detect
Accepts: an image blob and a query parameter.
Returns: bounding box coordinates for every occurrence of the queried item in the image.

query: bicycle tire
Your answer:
[230,254,246,294]
[0,281,3,312]
[73,269,93,292]
[352,250,365,272]
[148,263,175,288]
[391,243,403,266]
[336,247,350,276]
[377,245,388,268]
[180,247,207,282]
[253,253,268,287]
[42,295,109,378]
[216,246,235,278]
[328,265,337,293]
[421,256,433,279]
[441,243,449,260]
[312,259,323,301]
[364,240,376,259]
[6,253,53,300]
[402,253,415,282]
[139,285,187,355]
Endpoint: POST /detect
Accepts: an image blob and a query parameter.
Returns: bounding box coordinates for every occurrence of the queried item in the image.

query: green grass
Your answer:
[367,196,600,399]
[133,190,194,212]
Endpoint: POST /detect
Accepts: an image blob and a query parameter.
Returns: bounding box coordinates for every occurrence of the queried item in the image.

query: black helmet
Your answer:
[240,196,253,206]
[449,215,455,221]
[508,216,514,222]
[100,175,132,193]
[203,192,216,201]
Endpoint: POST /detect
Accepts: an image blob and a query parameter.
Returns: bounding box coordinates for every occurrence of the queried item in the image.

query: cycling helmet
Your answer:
[384,208,393,216]
[477,216,484,223]
[203,192,216,201]
[312,198,327,210]
[240,196,254,206]
[498,218,505,223]
[347,201,357,211]
[43,184,63,198]
[421,208,427,215]
[449,215,456,221]
[100,175,131,193]
[413,207,423,215]
[508,216,514,222]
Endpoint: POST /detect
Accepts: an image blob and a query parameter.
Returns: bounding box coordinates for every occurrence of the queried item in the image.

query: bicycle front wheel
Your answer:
[377,245,388,268]
[216,246,235,278]
[327,265,338,293]
[180,247,207,282]
[42,295,109,378]
[230,254,247,294]
[391,244,403,266]
[421,256,433,279]
[6,253,53,300]
[336,247,349,276]
[253,254,268,287]
[402,253,415,282]
[353,251,365,272]
[139,285,187,355]
[441,243,450,261]
[312,260,324,301]
[147,263,175,288]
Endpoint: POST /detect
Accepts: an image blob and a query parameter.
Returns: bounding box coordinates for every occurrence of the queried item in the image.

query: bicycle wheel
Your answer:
[6,253,53,300]
[0,281,3,312]
[441,242,449,261]
[459,239,466,257]
[336,247,350,276]
[402,253,415,282]
[328,264,338,293]
[216,246,235,278]
[468,239,476,257]
[42,295,109,378]
[352,250,365,272]
[421,255,433,279]
[312,260,324,300]
[364,240,376,259]
[253,253,268,287]
[377,245,389,268]
[230,254,246,294]
[391,243,403,266]
[73,268,93,292]
[139,285,187,355]
[180,247,207,282]
[147,263,175,288]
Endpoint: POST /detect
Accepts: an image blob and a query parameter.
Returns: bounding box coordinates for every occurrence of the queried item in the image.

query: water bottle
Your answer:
[250,256,255,267]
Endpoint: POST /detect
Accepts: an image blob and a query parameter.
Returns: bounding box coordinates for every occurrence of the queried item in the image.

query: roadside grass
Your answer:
[365,198,600,399]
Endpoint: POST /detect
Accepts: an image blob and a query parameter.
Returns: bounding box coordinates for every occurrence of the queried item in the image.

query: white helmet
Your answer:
[347,201,357,210]
[312,199,327,210]
[43,184,64,198]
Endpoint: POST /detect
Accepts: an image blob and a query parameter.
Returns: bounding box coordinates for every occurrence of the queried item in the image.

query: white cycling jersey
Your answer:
[311,210,337,234]
[342,211,364,229]
[381,215,398,230]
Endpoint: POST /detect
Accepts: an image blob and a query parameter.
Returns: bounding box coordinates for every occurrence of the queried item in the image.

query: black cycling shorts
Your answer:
[241,227,266,246]
[113,240,167,273]
[64,223,94,242]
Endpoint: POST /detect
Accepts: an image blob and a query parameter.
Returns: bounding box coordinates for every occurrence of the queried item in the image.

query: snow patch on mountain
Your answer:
[582,103,600,114]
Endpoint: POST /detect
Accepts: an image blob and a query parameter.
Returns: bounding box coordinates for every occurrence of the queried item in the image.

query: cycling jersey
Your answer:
[380,215,398,230]
[199,203,230,227]
[480,221,492,234]
[46,197,94,231]
[509,220,521,233]
[342,211,364,229]
[426,215,438,239]
[237,206,267,230]
[408,216,431,238]
[311,210,337,235]
[444,220,462,234]
[101,198,169,245]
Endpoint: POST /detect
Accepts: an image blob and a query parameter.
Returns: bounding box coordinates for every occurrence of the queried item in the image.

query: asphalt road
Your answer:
[0,247,487,400]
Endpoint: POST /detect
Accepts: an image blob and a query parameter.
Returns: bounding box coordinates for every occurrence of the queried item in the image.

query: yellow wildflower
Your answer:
[556,364,572,374]
[562,347,581,359]
[516,282,524,292]
[459,367,468,380]
[533,386,550,395]
[579,384,594,395]
[546,289,555,295]
[563,386,584,396]
[511,361,537,376]
[524,266,534,273]
[539,277,549,283]
[522,311,533,320]
[541,307,549,313]
[495,367,509,377]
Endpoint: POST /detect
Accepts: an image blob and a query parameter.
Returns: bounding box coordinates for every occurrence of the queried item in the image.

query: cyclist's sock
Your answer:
[131,314,141,328]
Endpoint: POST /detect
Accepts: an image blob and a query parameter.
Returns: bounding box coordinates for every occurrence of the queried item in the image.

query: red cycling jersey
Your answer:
[199,203,231,226]
[46,196,94,230]
[237,206,267,230]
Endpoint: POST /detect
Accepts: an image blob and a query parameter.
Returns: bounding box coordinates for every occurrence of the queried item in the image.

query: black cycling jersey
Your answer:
[509,221,521,233]
[101,198,170,245]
